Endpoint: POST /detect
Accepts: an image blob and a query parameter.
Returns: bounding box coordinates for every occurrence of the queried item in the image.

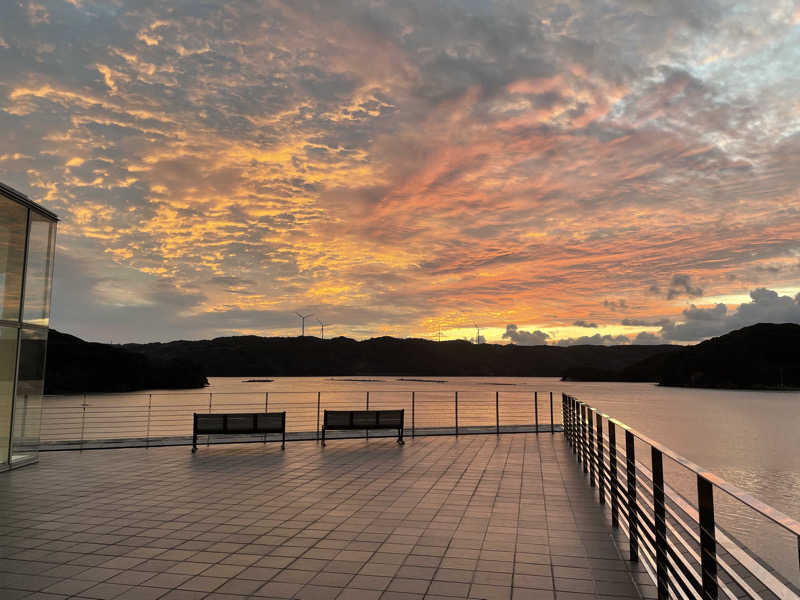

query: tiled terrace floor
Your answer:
[0,433,652,600]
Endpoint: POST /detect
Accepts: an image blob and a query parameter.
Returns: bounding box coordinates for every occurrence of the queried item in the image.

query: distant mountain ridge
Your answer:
[44,323,800,393]
[563,323,800,389]
[44,330,207,394]
[122,335,677,379]
[656,323,800,389]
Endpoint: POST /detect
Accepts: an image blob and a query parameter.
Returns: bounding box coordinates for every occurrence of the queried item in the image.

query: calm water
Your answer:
[43,376,800,583]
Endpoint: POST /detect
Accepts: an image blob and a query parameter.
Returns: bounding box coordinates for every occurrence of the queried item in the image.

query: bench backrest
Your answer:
[195,412,285,434]
[324,409,403,428]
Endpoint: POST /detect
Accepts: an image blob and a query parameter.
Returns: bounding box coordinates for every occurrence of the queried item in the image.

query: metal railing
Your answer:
[562,394,800,600]
[39,389,563,450]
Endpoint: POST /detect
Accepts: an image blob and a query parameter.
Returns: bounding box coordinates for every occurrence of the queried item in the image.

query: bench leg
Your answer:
[192,433,197,453]
[397,428,405,445]
[321,427,326,447]
[282,430,286,450]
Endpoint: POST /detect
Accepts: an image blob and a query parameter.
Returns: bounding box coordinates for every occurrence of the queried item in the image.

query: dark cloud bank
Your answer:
[506,288,800,346]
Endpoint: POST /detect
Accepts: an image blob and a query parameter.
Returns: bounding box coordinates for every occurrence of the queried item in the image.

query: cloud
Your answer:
[2,1,800,342]
[573,320,598,328]
[666,274,703,300]
[621,318,672,327]
[502,324,549,345]
[555,334,631,347]
[682,303,727,320]
[633,331,662,344]
[659,288,800,341]
[604,299,628,311]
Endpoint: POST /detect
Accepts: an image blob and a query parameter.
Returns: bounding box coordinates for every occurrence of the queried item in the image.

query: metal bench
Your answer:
[322,409,404,446]
[192,412,286,452]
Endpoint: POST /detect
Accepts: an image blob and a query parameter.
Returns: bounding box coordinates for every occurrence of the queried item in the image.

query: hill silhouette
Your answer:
[656,323,800,389]
[562,323,800,389]
[44,323,799,393]
[121,335,676,379]
[45,330,207,394]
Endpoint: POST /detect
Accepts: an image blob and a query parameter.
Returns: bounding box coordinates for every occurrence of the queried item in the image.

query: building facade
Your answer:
[0,182,57,471]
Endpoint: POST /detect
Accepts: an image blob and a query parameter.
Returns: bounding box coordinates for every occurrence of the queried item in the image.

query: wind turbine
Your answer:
[296,312,312,337]
[317,319,327,339]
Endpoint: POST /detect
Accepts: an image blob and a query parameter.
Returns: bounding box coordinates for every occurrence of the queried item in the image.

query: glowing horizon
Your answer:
[1,1,800,344]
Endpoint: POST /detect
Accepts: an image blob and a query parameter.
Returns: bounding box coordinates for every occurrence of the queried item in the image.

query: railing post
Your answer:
[652,447,668,600]
[495,391,499,435]
[581,403,589,472]
[550,391,554,433]
[588,408,595,487]
[697,475,718,600]
[454,391,459,435]
[316,392,321,441]
[575,401,581,460]
[146,394,152,448]
[569,396,575,450]
[411,391,415,438]
[534,392,539,432]
[80,394,87,451]
[626,430,639,562]
[574,399,579,453]
[596,412,604,504]
[567,395,572,440]
[366,391,369,439]
[609,421,619,527]
[264,392,274,444]
[570,396,575,443]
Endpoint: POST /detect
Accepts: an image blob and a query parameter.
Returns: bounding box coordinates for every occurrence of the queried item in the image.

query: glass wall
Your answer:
[0,196,27,321]
[11,328,47,465]
[0,327,18,466]
[0,184,57,470]
[23,213,56,327]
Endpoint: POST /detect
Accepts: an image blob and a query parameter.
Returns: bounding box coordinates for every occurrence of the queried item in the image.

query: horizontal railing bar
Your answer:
[568,395,800,600]
[43,388,562,398]
[611,451,796,599]
[588,410,800,537]
[39,423,562,450]
[604,445,783,599]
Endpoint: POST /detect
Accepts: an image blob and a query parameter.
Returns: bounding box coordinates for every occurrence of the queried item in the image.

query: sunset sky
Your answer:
[2,0,800,344]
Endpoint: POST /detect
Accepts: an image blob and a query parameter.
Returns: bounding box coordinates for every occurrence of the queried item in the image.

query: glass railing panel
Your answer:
[456,390,494,431]
[412,390,455,433]
[497,390,534,431]
[715,487,800,591]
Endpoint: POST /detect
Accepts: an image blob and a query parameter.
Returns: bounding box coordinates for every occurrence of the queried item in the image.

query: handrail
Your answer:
[562,393,800,600]
[42,387,559,397]
[598,413,800,539]
[39,389,563,450]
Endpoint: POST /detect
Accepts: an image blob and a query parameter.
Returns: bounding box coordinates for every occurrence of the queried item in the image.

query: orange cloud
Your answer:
[3,0,799,342]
